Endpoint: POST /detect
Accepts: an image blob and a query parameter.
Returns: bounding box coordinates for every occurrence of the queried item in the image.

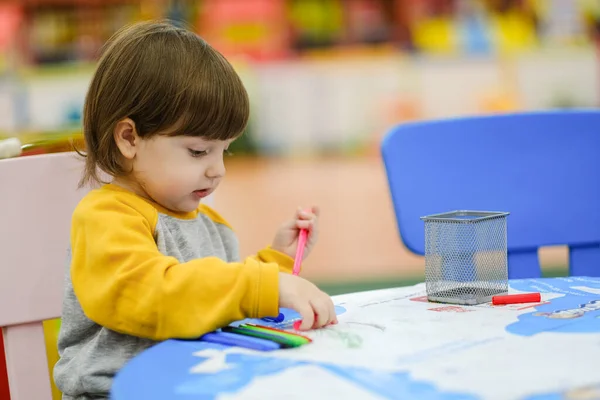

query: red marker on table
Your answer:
[492,292,541,305]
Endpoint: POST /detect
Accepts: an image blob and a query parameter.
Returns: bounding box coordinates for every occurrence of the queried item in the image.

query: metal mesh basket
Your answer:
[420,210,509,305]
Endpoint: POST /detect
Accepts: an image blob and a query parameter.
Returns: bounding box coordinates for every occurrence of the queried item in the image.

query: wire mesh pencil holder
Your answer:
[420,210,510,305]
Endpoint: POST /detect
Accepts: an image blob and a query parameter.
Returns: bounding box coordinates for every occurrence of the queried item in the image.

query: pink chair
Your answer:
[0,152,89,399]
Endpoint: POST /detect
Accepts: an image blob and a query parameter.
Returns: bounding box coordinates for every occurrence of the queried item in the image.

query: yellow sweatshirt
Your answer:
[54,183,294,398]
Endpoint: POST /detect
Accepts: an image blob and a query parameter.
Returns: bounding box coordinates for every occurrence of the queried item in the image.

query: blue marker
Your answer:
[261,312,285,323]
[200,331,280,351]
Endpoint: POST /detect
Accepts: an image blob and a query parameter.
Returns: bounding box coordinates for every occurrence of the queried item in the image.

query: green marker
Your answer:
[221,324,311,348]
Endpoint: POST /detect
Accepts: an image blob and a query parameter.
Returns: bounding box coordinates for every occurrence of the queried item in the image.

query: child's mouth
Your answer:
[193,189,211,199]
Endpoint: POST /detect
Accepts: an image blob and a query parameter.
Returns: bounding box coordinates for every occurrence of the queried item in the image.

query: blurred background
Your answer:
[1,0,600,294]
[2,2,600,396]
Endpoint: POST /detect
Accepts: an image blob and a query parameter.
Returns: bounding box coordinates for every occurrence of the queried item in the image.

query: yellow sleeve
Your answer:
[197,204,295,274]
[70,192,280,341]
[254,247,295,274]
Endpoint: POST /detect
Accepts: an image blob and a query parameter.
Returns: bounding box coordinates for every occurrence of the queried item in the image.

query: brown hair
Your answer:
[79,20,250,187]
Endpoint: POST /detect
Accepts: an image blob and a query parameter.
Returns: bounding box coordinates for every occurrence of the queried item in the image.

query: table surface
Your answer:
[111,277,600,400]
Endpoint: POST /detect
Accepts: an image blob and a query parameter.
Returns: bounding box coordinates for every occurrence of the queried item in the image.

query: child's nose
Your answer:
[206,158,225,179]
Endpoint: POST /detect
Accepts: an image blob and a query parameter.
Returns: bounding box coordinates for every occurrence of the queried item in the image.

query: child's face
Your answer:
[132,134,232,213]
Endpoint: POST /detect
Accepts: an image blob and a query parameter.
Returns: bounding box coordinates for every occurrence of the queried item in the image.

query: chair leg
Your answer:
[508,251,541,279]
[570,246,600,277]
[3,323,53,400]
[0,330,10,399]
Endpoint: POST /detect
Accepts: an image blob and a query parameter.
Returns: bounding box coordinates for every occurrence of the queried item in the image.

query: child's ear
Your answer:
[114,118,139,160]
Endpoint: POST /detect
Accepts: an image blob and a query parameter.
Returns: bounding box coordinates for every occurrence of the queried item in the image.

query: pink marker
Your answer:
[292,229,308,276]
[292,209,310,276]
[292,209,310,329]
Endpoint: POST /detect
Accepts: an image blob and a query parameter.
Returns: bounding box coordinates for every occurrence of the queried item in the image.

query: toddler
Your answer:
[54,20,337,400]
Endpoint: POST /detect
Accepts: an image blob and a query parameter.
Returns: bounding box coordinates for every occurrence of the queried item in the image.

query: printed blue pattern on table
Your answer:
[112,340,478,400]
[506,277,600,336]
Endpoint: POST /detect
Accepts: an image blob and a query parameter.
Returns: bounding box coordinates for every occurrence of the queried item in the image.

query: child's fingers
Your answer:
[297,207,318,221]
[282,210,314,231]
[311,302,329,329]
[310,300,330,329]
[310,206,320,217]
[298,212,314,220]
[319,296,337,327]
[295,302,315,331]
[296,219,314,230]
[329,299,338,325]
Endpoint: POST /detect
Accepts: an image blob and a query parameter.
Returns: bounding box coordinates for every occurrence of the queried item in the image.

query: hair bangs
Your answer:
[171,45,249,141]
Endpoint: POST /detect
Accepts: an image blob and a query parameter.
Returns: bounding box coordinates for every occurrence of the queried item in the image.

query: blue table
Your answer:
[112,277,600,400]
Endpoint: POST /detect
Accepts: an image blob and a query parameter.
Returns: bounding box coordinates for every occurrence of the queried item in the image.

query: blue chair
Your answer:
[381,110,600,278]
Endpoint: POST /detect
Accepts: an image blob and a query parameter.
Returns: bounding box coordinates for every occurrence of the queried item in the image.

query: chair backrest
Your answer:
[381,110,600,279]
[0,152,89,400]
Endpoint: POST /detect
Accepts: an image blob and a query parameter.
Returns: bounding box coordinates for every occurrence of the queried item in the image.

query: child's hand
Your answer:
[271,206,319,261]
[278,272,337,330]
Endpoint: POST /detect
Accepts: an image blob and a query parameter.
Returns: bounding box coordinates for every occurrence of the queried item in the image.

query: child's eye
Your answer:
[188,149,207,157]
